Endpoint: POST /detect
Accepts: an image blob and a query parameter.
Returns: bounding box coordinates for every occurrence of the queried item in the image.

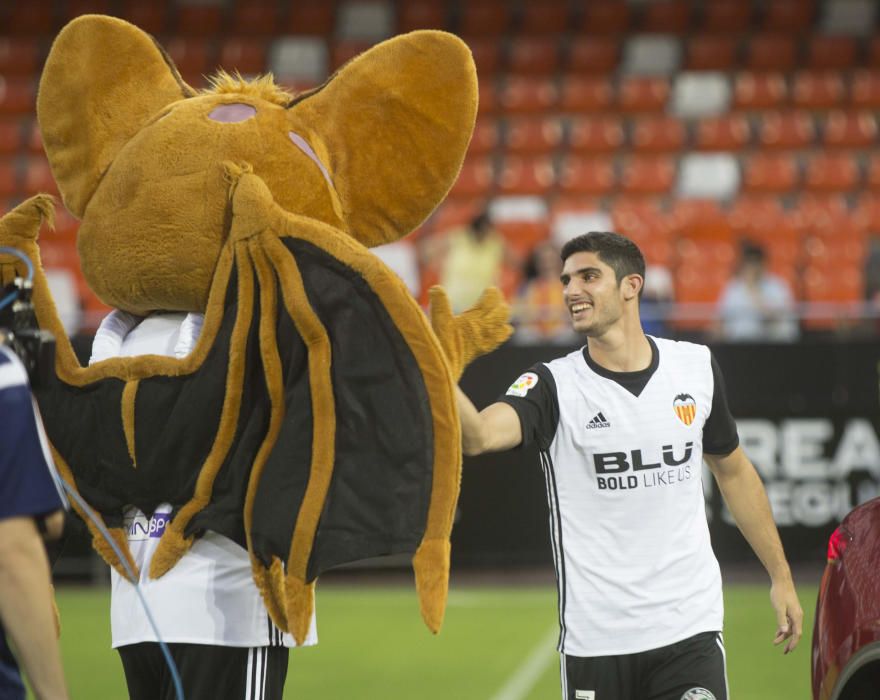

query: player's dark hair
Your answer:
[560,232,646,297]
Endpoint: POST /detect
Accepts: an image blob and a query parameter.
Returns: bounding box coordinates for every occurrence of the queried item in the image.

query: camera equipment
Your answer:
[0,246,55,388]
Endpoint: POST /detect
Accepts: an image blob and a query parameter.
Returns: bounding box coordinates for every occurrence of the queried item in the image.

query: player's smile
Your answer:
[569,301,593,320]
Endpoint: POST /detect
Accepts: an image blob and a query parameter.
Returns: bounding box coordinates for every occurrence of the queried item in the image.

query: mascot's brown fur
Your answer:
[0,15,511,643]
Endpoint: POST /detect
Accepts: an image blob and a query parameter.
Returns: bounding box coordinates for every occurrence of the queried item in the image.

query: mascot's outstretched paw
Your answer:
[429,286,513,380]
[0,195,55,284]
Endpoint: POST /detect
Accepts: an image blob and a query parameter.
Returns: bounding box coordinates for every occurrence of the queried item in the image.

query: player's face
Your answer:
[560,251,624,336]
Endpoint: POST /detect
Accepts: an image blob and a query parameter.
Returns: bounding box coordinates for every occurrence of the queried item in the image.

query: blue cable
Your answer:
[59,484,186,700]
[0,246,35,314]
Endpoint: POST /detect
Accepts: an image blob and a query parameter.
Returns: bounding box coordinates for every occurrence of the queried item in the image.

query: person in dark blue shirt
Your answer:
[0,342,68,700]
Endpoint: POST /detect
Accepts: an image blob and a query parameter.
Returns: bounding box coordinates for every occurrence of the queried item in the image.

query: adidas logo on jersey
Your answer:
[586,412,610,429]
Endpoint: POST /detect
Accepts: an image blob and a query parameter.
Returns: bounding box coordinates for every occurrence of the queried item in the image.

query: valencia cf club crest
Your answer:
[673,393,697,426]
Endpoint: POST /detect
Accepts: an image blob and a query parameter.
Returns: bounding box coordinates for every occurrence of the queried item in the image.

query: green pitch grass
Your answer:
[46,580,817,699]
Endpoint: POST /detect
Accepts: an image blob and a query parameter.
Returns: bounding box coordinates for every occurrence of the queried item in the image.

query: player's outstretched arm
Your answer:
[455,386,522,456]
[705,446,804,654]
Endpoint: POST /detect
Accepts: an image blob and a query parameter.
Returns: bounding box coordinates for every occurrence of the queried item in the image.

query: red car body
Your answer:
[812,497,880,700]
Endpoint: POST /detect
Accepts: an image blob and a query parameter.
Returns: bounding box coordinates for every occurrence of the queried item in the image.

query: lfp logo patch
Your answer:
[680,689,715,700]
[673,393,697,426]
[506,372,539,397]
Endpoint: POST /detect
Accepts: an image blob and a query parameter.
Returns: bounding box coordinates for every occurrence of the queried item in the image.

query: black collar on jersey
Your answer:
[582,336,659,397]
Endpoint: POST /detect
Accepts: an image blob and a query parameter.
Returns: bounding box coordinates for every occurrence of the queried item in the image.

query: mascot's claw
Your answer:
[0,195,55,285]
[428,286,513,380]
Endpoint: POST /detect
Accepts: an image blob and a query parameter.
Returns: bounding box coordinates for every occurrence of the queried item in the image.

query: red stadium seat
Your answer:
[477,81,498,116]
[630,116,687,153]
[496,155,556,196]
[806,35,859,71]
[63,0,113,19]
[791,71,846,110]
[693,114,751,151]
[118,0,169,34]
[0,39,42,78]
[499,77,558,114]
[398,1,448,31]
[22,157,57,196]
[558,155,616,196]
[469,116,501,155]
[330,40,374,71]
[566,37,620,74]
[0,79,36,116]
[699,0,753,33]
[229,0,280,36]
[640,0,693,33]
[684,36,739,71]
[504,116,564,155]
[3,5,57,34]
[744,34,798,72]
[285,2,336,35]
[567,116,625,154]
[165,38,215,79]
[757,111,816,150]
[617,77,670,113]
[619,155,676,195]
[0,161,17,198]
[823,111,878,149]
[26,119,43,155]
[850,70,880,109]
[463,37,504,77]
[866,153,880,191]
[741,153,799,193]
[761,0,816,32]
[803,153,861,193]
[0,120,22,156]
[217,40,268,76]
[577,1,632,35]
[507,38,562,76]
[449,156,496,198]
[458,0,511,36]
[559,76,614,113]
[733,72,788,110]
[176,3,225,37]
[520,0,570,35]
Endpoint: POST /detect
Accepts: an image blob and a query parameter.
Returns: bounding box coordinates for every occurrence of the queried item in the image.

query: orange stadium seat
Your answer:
[463,37,505,76]
[0,162,17,198]
[741,153,800,193]
[727,196,787,234]
[430,198,487,231]
[617,77,670,113]
[22,157,57,196]
[118,0,169,34]
[640,0,693,33]
[699,0,753,33]
[520,0,570,35]
[673,263,730,329]
[850,70,880,109]
[477,81,498,115]
[26,120,43,155]
[0,121,21,156]
[802,263,863,329]
[791,71,846,110]
[559,76,614,113]
[789,193,849,232]
[693,114,751,151]
[284,2,336,35]
[806,35,859,71]
[804,229,867,267]
[639,236,675,267]
[630,115,687,153]
[761,0,816,32]
[684,36,739,71]
[0,79,36,117]
[176,3,225,37]
[619,155,676,196]
[866,153,880,191]
[330,40,374,71]
[803,153,861,193]
[854,193,880,230]
[0,38,43,78]
[577,1,632,35]
[504,116,564,154]
[567,116,626,154]
[469,116,501,155]
[566,37,620,74]
[3,5,57,34]
[744,34,798,72]
[670,200,726,231]
[499,77,559,114]
[733,72,788,110]
[611,197,671,238]
[496,155,556,196]
[217,40,268,75]
[823,111,879,148]
[507,38,562,76]
[557,155,616,196]
[450,156,496,198]
[677,238,737,270]
[495,220,551,258]
[229,0,280,35]
[398,1,448,31]
[757,111,816,150]
[458,0,511,36]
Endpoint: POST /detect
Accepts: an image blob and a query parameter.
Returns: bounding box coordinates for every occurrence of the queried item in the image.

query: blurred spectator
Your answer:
[717,241,799,342]
[512,242,577,345]
[641,263,675,337]
[372,239,420,297]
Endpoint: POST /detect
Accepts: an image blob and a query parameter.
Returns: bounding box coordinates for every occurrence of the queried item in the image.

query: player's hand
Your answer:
[770,577,803,654]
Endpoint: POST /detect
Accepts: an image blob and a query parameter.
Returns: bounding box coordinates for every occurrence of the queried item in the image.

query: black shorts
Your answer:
[118,642,289,700]
[561,631,728,700]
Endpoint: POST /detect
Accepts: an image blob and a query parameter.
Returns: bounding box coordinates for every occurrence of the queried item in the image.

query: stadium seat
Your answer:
[504,116,564,155]
[0,121,22,156]
[499,77,558,114]
[806,35,859,70]
[621,35,682,76]
[229,0,279,35]
[430,197,487,232]
[165,38,215,80]
[3,5,57,34]
[619,155,676,195]
[507,38,562,76]
[0,38,43,78]
[566,37,620,74]
[671,72,731,118]
[336,1,394,40]
[677,238,737,269]
[804,229,867,267]
[559,76,614,113]
[567,116,626,154]
[670,199,726,230]
[469,116,501,155]
[630,115,687,153]
[118,0,169,34]
[869,37,880,67]
[789,193,850,232]
[462,37,505,77]
[577,0,632,35]
[494,220,551,258]
[822,111,878,148]
[761,0,816,31]
[449,156,496,198]
[176,2,225,37]
[217,39,268,76]
[733,72,788,110]
[699,0,753,33]
[866,153,880,190]
[727,196,788,234]
[639,236,675,267]
[63,0,113,21]
[26,120,43,155]
[617,77,670,113]
[640,0,693,34]
[557,155,616,196]
[610,197,671,238]
[821,0,876,36]
[744,34,798,71]
[0,79,36,116]
[672,262,731,329]
[757,111,816,150]
[850,70,880,109]
[802,263,864,329]
[397,0,448,31]
[458,0,512,36]
[496,155,556,196]
[0,161,17,198]
[477,81,499,115]
[270,37,328,84]
[741,153,800,193]
[854,192,880,230]
[330,40,375,71]
[693,114,752,151]
[684,36,739,71]
[676,154,740,200]
[520,0,570,35]
[791,71,846,109]
[803,153,861,193]
[284,2,336,35]
[22,157,57,196]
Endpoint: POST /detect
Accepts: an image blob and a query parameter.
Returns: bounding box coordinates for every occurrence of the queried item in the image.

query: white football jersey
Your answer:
[501,336,738,657]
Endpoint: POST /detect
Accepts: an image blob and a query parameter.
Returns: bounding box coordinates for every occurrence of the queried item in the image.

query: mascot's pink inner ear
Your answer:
[208,103,257,123]
[289,131,334,189]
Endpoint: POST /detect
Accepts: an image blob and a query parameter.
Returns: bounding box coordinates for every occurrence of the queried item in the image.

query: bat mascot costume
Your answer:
[0,13,511,663]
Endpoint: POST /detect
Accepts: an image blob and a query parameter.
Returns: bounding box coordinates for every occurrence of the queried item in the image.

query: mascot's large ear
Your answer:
[286,31,477,247]
[37,15,193,218]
